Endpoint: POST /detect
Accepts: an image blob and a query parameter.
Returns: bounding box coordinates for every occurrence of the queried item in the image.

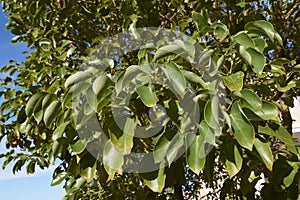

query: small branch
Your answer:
[285,2,300,19]
[279,98,293,135]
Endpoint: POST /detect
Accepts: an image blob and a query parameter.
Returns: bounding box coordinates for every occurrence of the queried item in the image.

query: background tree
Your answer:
[0,0,299,199]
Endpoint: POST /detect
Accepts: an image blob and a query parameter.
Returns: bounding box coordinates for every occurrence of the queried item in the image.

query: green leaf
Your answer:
[162,62,186,97]
[245,20,275,42]
[50,138,67,164]
[42,94,57,109]
[103,141,124,180]
[165,133,185,165]
[221,139,243,178]
[211,22,229,41]
[51,172,67,186]
[43,101,62,127]
[199,120,215,145]
[274,32,283,47]
[25,92,47,116]
[92,73,110,96]
[272,156,298,190]
[26,160,36,174]
[71,140,86,154]
[239,89,262,111]
[80,163,97,183]
[255,101,278,120]
[253,38,267,53]
[230,101,255,150]
[276,81,296,92]
[240,46,266,74]
[283,161,299,188]
[186,134,206,175]
[154,129,176,163]
[204,98,219,129]
[232,31,254,48]
[68,82,90,100]
[223,72,244,91]
[64,71,92,89]
[254,138,274,171]
[39,38,51,51]
[258,125,298,155]
[33,96,45,123]
[182,70,207,88]
[192,11,207,32]
[86,86,97,111]
[153,44,186,61]
[109,118,134,154]
[115,65,143,94]
[143,164,166,193]
[197,49,213,70]
[53,122,70,140]
[136,84,157,107]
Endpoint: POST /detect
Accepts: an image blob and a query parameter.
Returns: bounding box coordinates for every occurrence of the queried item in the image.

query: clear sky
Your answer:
[0,6,65,200]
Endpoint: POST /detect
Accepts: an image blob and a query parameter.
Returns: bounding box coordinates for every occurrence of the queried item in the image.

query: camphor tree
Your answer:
[0,0,300,199]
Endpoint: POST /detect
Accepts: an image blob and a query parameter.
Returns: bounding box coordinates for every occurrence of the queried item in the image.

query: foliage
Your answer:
[1,0,300,199]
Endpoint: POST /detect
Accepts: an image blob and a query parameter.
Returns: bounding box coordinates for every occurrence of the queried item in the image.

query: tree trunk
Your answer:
[174,183,184,200]
[280,98,293,135]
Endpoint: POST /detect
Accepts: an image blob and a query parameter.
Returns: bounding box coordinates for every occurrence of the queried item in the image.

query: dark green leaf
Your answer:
[230,101,255,150]
[254,138,274,171]
[25,92,47,116]
[186,134,206,175]
[232,31,254,48]
[43,101,62,127]
[51,172,67,186]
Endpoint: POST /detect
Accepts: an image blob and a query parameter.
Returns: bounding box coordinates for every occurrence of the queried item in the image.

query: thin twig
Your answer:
[285,1,300,19]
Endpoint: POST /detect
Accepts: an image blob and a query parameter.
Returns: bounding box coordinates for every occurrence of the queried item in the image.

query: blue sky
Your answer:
[0,7,65,200]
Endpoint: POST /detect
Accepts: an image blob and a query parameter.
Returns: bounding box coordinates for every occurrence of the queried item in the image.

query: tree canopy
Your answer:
[0,0,300,199]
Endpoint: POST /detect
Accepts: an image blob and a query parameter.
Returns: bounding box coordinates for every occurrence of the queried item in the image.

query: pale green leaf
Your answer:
[153,44,185,61]
[64,71,92,89]
[223,71,244,91]
[137,84,157,107]
[162,62,186,97]
[103,141,124,180]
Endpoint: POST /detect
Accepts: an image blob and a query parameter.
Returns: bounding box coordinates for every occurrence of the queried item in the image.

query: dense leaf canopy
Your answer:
[0,0,300,199]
